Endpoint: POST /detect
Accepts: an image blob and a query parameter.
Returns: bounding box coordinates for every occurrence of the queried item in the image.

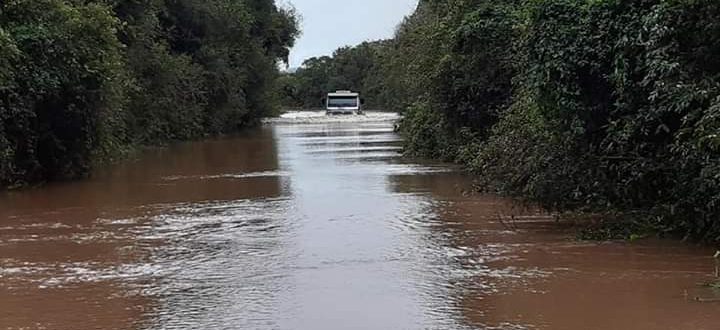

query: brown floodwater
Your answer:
[0,111,718,330]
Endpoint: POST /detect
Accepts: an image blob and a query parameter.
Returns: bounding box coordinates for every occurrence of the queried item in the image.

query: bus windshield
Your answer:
[327,96,358,108]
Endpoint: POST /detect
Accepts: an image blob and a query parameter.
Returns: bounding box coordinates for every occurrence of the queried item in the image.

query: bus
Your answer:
[326,91,363,115]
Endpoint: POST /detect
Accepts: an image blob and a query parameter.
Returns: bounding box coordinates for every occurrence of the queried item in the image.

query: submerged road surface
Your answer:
[0,112,718,329]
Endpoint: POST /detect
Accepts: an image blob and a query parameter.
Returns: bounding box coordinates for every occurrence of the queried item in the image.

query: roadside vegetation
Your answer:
[0,0,298,187]
[282,0,720,243]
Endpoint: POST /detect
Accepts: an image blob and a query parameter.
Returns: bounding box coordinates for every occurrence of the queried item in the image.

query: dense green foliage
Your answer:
[0,0,127,185]
[0,0,298,187]
[391,0,518,161]
[385,0,720,242]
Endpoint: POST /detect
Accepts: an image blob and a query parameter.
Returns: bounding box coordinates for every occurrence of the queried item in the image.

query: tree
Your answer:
[0,0,126,185]
[0,0,300,187]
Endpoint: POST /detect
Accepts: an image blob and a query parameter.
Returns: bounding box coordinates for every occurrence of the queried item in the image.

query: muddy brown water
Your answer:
[0,112,717,330]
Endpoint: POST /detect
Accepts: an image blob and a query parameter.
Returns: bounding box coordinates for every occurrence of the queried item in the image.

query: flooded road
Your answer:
[1,112,717,329]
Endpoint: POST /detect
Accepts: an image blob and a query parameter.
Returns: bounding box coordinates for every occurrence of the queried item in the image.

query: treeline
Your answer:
[396,0,720,242]
[0,0,298,187]
[287,0,720,242]
[276,40,392,109]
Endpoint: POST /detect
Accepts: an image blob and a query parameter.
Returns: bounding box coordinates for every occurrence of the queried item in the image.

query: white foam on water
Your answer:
[305,146,404,154]
[265,111,401,124]
[162,170,290,182]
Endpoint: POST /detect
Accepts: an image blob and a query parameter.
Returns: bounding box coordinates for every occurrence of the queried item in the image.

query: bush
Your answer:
[0,0,127,185]
[0,0,299,187]
[395,0,720,242]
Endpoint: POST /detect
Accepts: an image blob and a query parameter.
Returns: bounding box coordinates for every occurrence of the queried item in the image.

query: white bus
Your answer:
[326,91,363,115]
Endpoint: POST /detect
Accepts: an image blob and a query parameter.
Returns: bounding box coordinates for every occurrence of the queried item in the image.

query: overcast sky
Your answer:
[284,0,419,68]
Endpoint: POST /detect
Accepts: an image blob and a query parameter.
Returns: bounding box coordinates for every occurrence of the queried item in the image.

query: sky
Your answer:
[283,0,419,68]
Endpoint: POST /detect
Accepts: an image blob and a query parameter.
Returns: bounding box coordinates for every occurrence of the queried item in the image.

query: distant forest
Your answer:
[0,0,298,187]
[276,40,392,110]
[280,0,720,243]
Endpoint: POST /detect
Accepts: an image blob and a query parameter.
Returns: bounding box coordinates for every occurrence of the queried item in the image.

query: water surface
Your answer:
[1,112,717,329]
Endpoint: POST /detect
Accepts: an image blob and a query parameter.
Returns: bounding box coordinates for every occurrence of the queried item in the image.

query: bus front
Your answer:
[326,91,361,115]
